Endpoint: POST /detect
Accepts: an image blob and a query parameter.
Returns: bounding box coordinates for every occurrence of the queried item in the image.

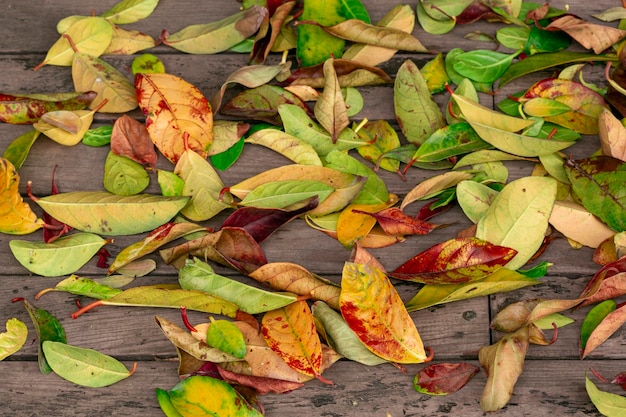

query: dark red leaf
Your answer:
[42,166,72,243]
[222,196,318,243]
[416,200,453,221]
[217,366,304,395]
[612,372,626,390]
[413,362,480,395]
[579,256,626,300]
[110,114,158,168]
[390,237,518,284]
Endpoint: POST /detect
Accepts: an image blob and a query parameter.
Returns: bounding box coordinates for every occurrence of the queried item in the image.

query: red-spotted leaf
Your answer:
[390,237,518,284]
[221,196,318,243]
[352,207,442,237]
[340,262,430,363]
[261,300,326,380]
[0,91,96,124]
[414,362,480,395]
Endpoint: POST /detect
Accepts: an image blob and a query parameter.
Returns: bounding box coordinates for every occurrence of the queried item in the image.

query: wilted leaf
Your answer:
[72,52,137,113]
[215,365,304,395]
[565,156,626,232]
[249,262,341,310]
[262,300,325,379]
[0,157,43,234]
[110,114,157,168]
[39,110,81,134]
[391,237,517,284]
[34,105,102,146]
[0,318,27,361]
[414,362,480,395]
[355,119,401,172]
[394,59,446,145]
[162,6,267,54]
[342,4,416,67]
[136,73,213,164]
[35,191,189,236]
[479,326,529,412]
[549,201,615,248]
[0,91,96,124]
[546,15,626,54]
[476,176,557,270]
[43,341,135,387]
[336,201,395,247]
[340,262,429,363]
[283,59,393,88]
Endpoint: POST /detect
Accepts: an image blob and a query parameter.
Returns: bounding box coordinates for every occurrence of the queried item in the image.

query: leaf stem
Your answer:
[71,300,105,319]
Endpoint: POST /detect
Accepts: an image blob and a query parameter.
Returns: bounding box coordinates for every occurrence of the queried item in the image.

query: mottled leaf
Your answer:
[414,362,480,395]
[21,300,67,374]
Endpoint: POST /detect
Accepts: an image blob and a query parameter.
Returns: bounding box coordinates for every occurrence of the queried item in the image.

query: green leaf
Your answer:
[311,300,386,366]
[101,0,160,24]
[476,176,557,270]
[565,156,626,232]
[0,318,27,361]
[496,27,529,50]
[240,179,334,209]
[296,0,346,67]
[416,0,456,35]
[210,136,245,171]
[412,122,490,163]
[532,313,574,329]
[179,258,299,314]
[325,150,388,204]
[174,149,232,221]
[21,300,67,374]
[394,59,446,145]
[82,125,113,147]
[456,180,499,224]
[162,6,267,54]
[9,232,107,277]
[580,300,616,353]
[43,341,134,387]
[206,319,247,359]
[161,376,263,417]
[445,49,492,93]
[586,375,626,416]
[405,267,538,311]
[2,129,40,169]
[525,24,571,55]
[157,170,185,197]
[103,151,149,196]
[355,120,401,172]
[38,275,122,300]
[499,51,617,87]
[451,49,519,84]
[36,191,189,236]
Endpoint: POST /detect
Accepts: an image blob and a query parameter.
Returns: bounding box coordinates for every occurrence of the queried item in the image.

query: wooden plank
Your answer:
[2,359,623,416]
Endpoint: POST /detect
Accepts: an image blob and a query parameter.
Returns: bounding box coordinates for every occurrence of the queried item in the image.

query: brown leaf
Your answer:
[282,59,393,88]
[353,207,442,237]
[546,15,626,54]
[216,366,304,394]
[110,114,158,168]
[414,362,480,395]
[479,326,530,412]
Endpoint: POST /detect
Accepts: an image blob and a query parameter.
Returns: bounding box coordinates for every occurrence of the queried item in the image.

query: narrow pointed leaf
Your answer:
[586,375,626,416]
[21,300,67,374]
[37,275,122,300]
[101,0,160,24]
[580,300,617,355]
[582,303,626,359]
[314,58,349,143]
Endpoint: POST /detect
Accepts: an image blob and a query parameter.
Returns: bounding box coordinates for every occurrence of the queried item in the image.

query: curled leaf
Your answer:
[0,318,27,361]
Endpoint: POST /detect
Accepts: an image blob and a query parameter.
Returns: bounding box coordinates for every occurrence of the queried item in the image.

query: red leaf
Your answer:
[390,237,518,284]
[42,166,72,243]
[222,196,318,243]
[413,362,480,395]
[216,366,304,395]
[416,200,452,221]
[612,372,626,390]
[352,207,442,236]
[110,114,158,168]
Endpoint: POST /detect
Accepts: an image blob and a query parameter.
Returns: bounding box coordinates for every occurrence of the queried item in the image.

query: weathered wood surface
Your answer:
[0,1,624,416]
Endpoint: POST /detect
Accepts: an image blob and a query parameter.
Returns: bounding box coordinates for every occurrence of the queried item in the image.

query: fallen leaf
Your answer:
[414,362,480,395]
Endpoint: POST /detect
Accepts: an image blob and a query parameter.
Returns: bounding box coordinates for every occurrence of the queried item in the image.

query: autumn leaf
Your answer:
[352,207,442,237]
[390,237,518,284]
[314,58,349,143]
[546,15,626,54]
[0,91,96,124]
[110,114,157,168]
[599,107,626,161]
[0,318,27,361]
[581,302,626,359]
[261,300,326,380]
[135,73,213,164]
[0,157,43,234]
[479,326,530,412]
[340,262,430,363]
[414,362,480,395]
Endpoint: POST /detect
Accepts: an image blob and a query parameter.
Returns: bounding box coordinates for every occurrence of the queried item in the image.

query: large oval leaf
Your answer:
[35,191,189,236]
[10,232,107,277]
[340,262,428,363]
[43,341,134,387]
[135,73,213,164]
[476,176,557,270]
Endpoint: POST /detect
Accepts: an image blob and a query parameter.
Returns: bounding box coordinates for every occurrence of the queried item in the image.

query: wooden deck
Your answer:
[1,1,624,416]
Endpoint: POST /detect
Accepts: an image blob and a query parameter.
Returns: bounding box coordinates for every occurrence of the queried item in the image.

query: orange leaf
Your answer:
[0,157,43,235]
[261,301,325,379]
[340,262,429,363]
[135,73,213,164]
[352,207,442,236]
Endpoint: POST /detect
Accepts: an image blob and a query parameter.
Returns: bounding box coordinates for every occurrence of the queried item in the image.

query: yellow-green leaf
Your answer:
[0,318,27,361]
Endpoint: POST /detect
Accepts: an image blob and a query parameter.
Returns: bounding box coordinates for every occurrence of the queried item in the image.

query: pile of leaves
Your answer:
[2,0,626,415]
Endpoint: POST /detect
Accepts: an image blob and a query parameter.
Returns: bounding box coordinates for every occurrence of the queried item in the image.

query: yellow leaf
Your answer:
[340,262,428,363]
[0,157,43,234]
[34,109,96,146]
[136,73,213,164]
[336,201,393,247]
[103,26,156,55]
